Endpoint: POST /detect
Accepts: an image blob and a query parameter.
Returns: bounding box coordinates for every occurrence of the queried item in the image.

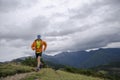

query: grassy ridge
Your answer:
[22,68,105,80]
[1,57,118,80]
[0,63,33,77]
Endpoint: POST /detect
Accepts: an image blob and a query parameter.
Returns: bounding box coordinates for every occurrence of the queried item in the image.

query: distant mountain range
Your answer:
[43,48,120,68]
[10,48,120,68]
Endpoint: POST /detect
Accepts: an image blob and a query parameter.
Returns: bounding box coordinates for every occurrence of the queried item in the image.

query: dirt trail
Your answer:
[0,72,33,80]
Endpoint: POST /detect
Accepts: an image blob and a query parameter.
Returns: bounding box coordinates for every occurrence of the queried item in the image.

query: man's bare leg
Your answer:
[37,56,41,68]
[36,56,41,71]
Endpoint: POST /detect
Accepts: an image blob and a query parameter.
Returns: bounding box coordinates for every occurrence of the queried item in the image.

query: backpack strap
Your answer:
[35,39,42,42]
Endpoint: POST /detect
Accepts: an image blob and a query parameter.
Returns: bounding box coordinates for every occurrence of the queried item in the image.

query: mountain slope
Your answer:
[43,48,120,68]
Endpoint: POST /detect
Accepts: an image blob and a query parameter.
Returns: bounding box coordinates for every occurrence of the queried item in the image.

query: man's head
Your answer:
[37,35,41,39]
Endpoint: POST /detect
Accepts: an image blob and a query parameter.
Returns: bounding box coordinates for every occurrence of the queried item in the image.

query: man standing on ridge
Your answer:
[31,35,47,71]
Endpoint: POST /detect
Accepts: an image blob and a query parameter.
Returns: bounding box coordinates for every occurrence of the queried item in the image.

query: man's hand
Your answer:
[32,47,35,50]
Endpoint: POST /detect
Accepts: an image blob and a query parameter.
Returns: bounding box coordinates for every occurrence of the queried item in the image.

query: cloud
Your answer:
[103,42,120,48]
[0,0,38,12]
[0,0,120,62]
[44,0,120,52]
[0,15,50,40]
[0,45,30,62]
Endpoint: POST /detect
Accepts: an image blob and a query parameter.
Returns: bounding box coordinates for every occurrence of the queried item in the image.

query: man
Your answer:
[31,35,47,71]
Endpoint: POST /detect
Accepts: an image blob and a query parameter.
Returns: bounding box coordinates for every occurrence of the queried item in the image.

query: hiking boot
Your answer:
[39,64,43,69]
[36,67,40,72]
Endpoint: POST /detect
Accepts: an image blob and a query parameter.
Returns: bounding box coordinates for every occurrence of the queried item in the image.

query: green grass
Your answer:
[0,63,33,77]
[22,68,106,80]
[0,63,109,80]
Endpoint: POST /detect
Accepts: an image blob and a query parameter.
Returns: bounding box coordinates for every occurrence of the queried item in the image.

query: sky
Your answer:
[0,0,120,62]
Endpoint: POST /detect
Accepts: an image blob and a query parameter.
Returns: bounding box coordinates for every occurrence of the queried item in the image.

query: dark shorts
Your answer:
[35,52,42,58]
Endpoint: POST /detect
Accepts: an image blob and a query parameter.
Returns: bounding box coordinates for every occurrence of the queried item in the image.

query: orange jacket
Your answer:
[31,39,47,53]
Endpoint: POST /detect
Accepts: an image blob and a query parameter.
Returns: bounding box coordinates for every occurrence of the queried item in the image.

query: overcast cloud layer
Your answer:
[0,0,120,62]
